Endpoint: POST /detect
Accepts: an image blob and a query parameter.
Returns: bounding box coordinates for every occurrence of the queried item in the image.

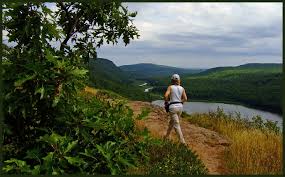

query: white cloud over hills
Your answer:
[2,2,282,68]
[98,3,282,68]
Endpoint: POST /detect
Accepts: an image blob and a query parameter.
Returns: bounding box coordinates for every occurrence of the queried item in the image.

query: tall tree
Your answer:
[3,0,139,158]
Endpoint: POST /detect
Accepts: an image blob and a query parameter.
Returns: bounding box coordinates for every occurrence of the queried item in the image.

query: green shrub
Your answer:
[3,95,151,175]
[144,140,208,175]
[2,2,144,175]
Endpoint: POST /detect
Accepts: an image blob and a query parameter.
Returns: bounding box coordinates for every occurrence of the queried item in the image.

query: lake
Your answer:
[151,100,283,128]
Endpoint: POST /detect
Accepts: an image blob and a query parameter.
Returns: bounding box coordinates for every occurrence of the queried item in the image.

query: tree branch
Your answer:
[59,5,82,51]
[58,1,71,22]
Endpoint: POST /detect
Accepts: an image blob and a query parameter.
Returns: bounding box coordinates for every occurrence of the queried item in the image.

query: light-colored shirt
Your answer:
[169,85,184,109]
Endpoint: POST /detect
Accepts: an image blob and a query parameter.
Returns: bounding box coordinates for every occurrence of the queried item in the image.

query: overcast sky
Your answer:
[3,3,282,69]
[97,3,282,68]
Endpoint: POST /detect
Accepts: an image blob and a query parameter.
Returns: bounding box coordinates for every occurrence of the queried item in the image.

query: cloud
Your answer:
[98,2,282,68]
[2,2,282,68]
[44,2,59,12]
[123,3,281,39]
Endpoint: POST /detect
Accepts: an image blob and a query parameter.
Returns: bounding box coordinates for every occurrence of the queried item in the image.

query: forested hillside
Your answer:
[88,58,160,101]
[152,64,282,114]
[120,63,204,78]
[89,58,131,83]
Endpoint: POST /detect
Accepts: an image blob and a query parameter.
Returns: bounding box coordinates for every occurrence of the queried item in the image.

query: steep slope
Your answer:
[89,58,131,84]
[120,63,204,78]
[88,58,157,101]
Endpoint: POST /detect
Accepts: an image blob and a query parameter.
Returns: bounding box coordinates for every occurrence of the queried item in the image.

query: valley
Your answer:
[89,58,282,115]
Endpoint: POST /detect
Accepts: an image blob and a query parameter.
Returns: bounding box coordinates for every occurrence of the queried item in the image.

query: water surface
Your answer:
[152,100,283,127]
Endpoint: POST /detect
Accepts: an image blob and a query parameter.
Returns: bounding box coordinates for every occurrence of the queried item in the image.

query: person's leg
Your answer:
[172,107,186,144]
[164,111,175,139]
[177,107,182,117]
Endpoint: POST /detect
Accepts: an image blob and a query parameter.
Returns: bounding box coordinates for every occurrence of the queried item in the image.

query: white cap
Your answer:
[171,74,180,80]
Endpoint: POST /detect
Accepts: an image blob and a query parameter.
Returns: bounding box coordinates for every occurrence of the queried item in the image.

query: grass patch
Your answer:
[183,109,282,175]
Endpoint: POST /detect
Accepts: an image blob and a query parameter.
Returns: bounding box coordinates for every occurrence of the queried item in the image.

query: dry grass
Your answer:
[84,86,98,95]
[226,129,282,174]
[82,86,126,105]
[185,112,283,175]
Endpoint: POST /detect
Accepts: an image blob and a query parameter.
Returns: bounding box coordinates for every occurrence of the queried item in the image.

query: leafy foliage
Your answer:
[2,1,145,175]
[3,2,208,175]
[136,140,208,175]
[3,91,153,175]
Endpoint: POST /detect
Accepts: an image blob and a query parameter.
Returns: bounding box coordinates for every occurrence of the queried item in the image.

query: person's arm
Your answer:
[181,88,187,103]
[164,86,171,102]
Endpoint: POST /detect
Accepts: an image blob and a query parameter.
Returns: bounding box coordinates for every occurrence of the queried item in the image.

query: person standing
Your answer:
[163,74,188,145]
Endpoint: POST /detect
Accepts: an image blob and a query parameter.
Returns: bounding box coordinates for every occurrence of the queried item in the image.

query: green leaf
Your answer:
[64,156,86,166]
[47,23,61,39]
[55,60,66,69]
[79,149,97,160]
[51,167,62,175]
[4,159,31,173]
[118,156,135,168]
[2,165,14,172]
[42,5,52,14]
[31,165,41,175]
[96,142,116,161]
[42,152,54,171]
[45,50,57,64]
[82,119,101,129]
[52,96,60,107]
[96,144,111,160]
[69,68,88,77]
[64,140,78,154]
[14,74,36,87]
[39,132,62,145]
[35,85,45,99]
[24,148,41,161]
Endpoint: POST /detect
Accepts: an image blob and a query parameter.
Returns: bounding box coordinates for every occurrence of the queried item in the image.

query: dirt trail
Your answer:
[128,101,231,175]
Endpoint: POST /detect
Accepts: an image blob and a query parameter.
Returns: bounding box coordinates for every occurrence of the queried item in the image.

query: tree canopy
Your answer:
[2,1,143,174]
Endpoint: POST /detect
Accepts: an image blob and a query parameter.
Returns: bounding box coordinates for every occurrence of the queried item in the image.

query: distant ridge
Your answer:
[121,63,203,69]
[194,63,282,76]
[237,63,282,68]
[120,63,205,78]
